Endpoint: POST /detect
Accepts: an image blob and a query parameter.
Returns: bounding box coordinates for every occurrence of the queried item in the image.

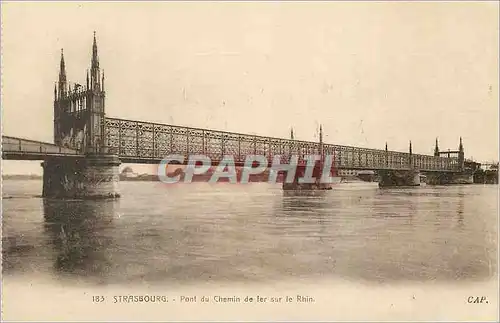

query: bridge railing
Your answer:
[103,117,461,171]
[2,136,80,155]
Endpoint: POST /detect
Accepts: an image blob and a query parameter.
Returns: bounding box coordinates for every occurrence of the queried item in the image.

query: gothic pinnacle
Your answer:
[91,31,99,69]
[59,48,66,83]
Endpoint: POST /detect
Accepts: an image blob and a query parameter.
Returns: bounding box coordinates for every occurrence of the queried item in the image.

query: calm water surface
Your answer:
[2,180,498,286]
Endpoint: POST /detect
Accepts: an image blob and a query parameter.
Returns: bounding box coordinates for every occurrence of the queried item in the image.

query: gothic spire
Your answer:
[290,127,294,140]
[89,31,101,91]
[385,142,388,151]
[59,49,66,81]
[102,70,105,91]
[409,140,412,154]
[92,31,99,69]
[58,48,67,83]
[319,124,323,143]
[434,137,439,156]
[57,49,67,97]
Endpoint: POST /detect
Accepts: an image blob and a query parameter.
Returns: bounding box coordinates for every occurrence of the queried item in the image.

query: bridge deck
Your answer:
[2,136,82,160]
[104,117,460,172]
[3,117,462,173]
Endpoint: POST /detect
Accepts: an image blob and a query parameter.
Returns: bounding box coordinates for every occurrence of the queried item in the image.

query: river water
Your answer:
[2,180,498,321]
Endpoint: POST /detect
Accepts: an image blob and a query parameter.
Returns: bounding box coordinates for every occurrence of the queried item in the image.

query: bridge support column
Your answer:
[378,169,420,188]
[41,154,121,199]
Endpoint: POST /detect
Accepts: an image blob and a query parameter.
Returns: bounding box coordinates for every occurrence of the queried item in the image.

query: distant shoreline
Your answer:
[1,174,375,183]
[2,175,42,180]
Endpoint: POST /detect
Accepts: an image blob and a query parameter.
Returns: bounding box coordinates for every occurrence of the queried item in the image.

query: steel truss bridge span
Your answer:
[103,117,460,172]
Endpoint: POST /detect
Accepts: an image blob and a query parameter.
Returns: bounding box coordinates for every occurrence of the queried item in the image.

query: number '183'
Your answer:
[93,296,105,303]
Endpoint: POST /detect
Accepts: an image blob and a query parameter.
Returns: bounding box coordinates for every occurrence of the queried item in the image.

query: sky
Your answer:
[1,1,498,174]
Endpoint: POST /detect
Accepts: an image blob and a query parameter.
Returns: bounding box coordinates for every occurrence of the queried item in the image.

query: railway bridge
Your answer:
[2,33,473,198]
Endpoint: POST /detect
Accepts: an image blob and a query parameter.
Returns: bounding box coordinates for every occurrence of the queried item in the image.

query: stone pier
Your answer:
[378,169,420,188]
[42,154,121,199]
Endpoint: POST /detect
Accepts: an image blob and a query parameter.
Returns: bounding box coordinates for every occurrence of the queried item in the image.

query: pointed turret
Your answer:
[434,137,439,156]
[319,124,324,160]
[408,140,413,166]
[59,49,66,82]
[384,142,388,167]
[54,83,57,99]
[86,70,89,89]
[91,31,99,69]
[90,31,100,90]
[58,49,67,97]
[458,137,465,170]
[102,70,105,91]
[290,128,294,140]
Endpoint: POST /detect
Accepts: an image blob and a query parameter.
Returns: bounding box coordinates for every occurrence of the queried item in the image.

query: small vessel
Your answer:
[282,175,340,191]
[282,182,333,191]
[378,169,421,188]
[282,124,341,192]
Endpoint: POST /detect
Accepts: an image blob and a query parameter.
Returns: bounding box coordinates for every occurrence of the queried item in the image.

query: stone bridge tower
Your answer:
[53,32,106,153]
[45,32,119,199]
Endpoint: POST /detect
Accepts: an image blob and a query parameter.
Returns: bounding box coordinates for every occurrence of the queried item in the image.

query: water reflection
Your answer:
[281,194,330,212]
[1,181,497,286]
[454,189,465,229]
[43,199,118,280]
[273,185,497,284]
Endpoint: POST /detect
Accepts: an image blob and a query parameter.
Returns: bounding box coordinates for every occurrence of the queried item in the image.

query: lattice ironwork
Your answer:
[103,117,461,172]
[153,124,172,157]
